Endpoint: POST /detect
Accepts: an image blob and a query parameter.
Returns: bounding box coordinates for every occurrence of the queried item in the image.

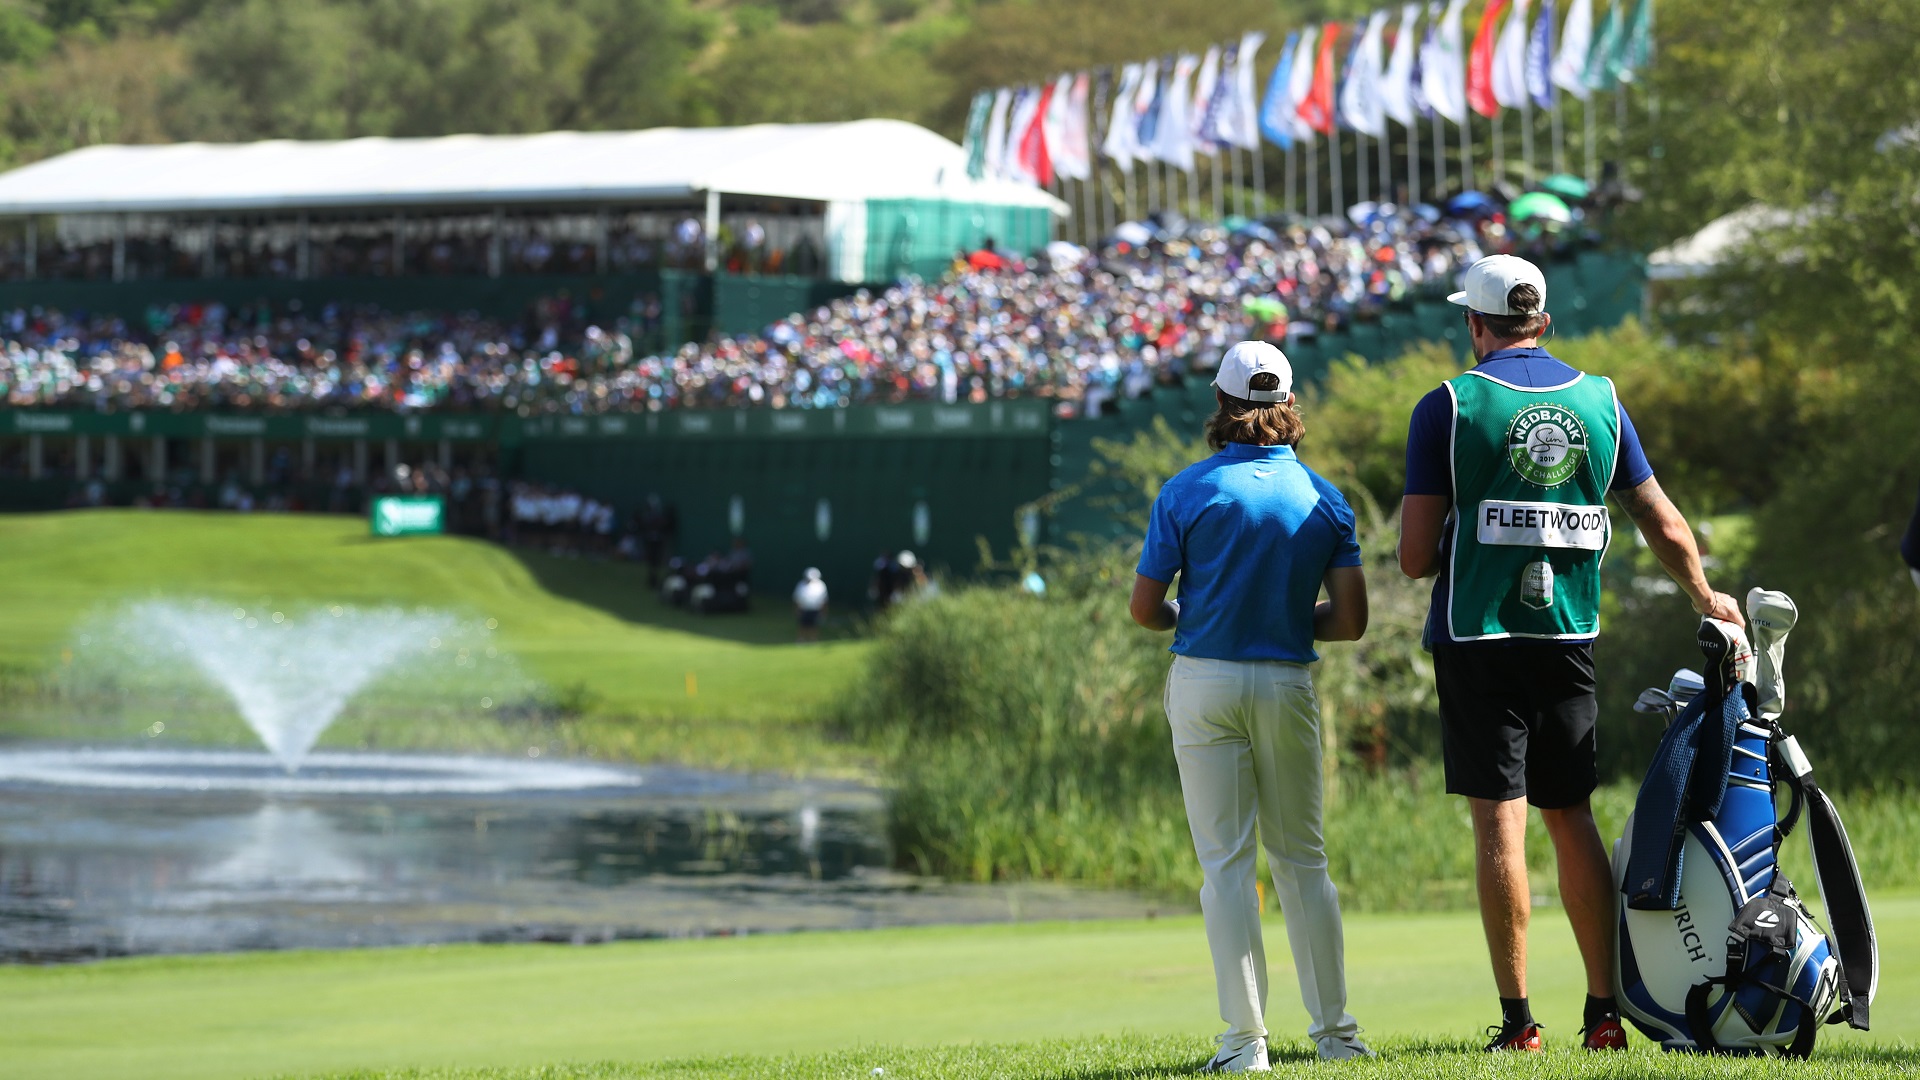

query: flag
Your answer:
[1340,11,1389,137]
[1102,64,1143,166]
[1493,0,1532,109]
[1019,82,1055,186]
[1425,0,1470,124]
[1154,53,1200,172]
[983,88,1013,179]
[1468,0,1510,118]
[1259,31,1300,148]
[1135,58,1164,160]
[1410,9,1434,118]
[1005,87,1040,184]
[1298,23,1340,135]
[1043,75,1073,175]
[1527,0,1555,108]
[1190,46,1222,151]
[1612,0,1652,82]
[963,92,991,179]
[1382,4,1422,127]
[1227,30,1266,149]
[1551,0,1594,99]
[1055,73,1093,180]
[1584,0,1621,90]
[1287,26,1321,139]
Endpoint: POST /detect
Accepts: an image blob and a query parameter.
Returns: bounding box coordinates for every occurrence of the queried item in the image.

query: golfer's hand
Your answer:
[1694,590,1741,625]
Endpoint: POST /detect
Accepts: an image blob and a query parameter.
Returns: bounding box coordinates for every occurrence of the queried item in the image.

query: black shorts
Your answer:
[797,608,822,629]
[1432,640,1598,809]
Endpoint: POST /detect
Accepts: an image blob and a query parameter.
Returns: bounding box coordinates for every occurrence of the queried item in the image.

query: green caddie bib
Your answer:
[1444,367,1621,641]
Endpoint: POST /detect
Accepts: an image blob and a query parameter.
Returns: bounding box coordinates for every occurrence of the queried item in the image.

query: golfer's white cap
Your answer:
[1213,341,1294,403]
[804,567,822,581]
[896,550,917,569]
[1448,254,1548,316]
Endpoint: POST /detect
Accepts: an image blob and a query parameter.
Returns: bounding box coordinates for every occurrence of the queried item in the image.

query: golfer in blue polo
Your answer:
[1131,341,1373,1070]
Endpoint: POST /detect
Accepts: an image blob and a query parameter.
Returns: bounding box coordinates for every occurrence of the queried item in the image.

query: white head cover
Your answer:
[1213,341,1294,402]
[1448,254,1548,316]
[1702,616,1754,686]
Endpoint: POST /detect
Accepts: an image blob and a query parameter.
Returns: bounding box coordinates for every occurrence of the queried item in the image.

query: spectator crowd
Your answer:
[0,191,1596,418]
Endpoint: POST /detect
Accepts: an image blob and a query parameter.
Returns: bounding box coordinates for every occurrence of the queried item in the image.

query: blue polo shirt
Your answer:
[1138,442,1362,663]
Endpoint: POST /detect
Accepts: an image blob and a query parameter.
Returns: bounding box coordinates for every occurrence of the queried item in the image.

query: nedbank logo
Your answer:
[1507,403,1589,488]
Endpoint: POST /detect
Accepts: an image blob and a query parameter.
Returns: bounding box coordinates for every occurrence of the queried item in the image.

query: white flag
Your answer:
[1132,58,1161,164]
[1423,0,1469,125]
[1287,25,1321,140]
[1493,0,1533,108]
[1154,53,1200,173]
[1190,46,1221,151]
[1382,4,1422,127]
[1004,87,1040,185]
[1043,74,1074,176]
[1340,11,1389,138]
[1103,64,1143,167]
[1551,0,1594,99]
[983,88,1013,179]
[1228,30,1267,149]
[1056,73,1093,180]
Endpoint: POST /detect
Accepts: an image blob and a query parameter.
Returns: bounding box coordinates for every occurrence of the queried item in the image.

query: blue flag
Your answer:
[1528,0,1557,108]
[1137,61,1168,148]
[1259,31,1300,149]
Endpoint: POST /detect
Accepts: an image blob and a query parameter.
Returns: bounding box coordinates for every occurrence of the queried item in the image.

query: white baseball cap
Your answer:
[1213,341,1294,403]
[1448,254,1548,316]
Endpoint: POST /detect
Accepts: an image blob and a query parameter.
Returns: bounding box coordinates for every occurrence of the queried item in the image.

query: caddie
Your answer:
[1396,254,1742,1053]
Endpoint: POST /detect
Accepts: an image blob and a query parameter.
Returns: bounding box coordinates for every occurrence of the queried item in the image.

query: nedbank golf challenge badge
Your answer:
[1507,403,1589,488]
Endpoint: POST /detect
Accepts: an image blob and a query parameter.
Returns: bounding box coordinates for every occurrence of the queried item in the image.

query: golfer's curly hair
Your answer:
[1205,372,1305,451]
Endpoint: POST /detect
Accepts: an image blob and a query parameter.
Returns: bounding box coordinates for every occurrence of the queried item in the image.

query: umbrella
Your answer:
[1539,173,1592,201]
[1446,190,1497,217]
[1111,221,1153,246]
[1509,191,1573,224]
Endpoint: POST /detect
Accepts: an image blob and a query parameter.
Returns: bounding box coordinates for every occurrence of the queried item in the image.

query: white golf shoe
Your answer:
[1200,1035,1270,1073]
[1315,1034,1376,1061]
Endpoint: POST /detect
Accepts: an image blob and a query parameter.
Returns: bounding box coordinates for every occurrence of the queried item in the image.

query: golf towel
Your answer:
[1623,687,1744,911]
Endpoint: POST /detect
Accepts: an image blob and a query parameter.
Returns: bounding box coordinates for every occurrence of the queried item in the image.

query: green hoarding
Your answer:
[370,495,446,537]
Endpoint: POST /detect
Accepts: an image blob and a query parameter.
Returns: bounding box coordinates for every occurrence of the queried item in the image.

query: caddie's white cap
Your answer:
[1447,254,1548,316]
[1213,341,1294,403]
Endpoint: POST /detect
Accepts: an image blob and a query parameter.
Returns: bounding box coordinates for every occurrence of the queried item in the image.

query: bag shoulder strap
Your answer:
[1772,732,1878,1030]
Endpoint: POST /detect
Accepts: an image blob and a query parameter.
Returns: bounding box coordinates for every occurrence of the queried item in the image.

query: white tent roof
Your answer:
[1647,203,1804,280]
[0,119,1067,216]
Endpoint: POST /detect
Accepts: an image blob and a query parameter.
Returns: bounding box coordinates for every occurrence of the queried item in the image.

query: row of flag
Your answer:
[962,0,1653,188]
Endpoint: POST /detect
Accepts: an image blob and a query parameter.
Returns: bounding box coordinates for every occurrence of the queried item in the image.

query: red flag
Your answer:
[1296,23,1341,135]
[1467,0,1509,118]
[1018,83,1055,186]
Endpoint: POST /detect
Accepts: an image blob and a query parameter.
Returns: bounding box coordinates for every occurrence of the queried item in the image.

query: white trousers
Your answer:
[1164,655,1358,1046]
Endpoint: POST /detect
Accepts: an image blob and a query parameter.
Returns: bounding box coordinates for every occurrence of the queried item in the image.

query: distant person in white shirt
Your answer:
[793,567,828,643]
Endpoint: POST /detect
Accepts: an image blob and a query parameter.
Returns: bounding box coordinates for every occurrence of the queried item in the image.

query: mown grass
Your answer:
[310,1037,1920,1080]
[5,899,1916,1080]
[0,510,871,773]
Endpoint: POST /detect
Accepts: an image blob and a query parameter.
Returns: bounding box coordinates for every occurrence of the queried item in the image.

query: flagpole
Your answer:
[1283,145,1295,214]
[1230,146,1245,218]
[1307,136,1320,217]
[1356,131,1369,206]
[1254,145,1268,215]
[1329,128,1344,213]
[1144,160,1158,214]
[1491,113,1504,186]
[1583,96,1596,184]
[1408,120,1421,204]
[1433,114,1447,199]
[1212,149,1226,221]
[1551,97,1566,175]
[1379,126,1393,204]
[1459,111,1473,192]
[1081,176,1097,245]
[1520,96,1535,184]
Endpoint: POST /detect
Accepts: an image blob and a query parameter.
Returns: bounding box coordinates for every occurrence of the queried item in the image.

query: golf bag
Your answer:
[1612,592,1877,1056]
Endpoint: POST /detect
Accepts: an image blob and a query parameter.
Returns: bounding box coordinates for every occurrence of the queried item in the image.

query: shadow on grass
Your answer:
[504,547,864,646]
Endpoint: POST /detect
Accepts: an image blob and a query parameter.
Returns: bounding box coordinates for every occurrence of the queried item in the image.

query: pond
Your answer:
[0,747,1170,962]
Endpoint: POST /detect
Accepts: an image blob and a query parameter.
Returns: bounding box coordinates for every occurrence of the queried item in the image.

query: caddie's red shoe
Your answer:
[1483,1022,1544,1052]
[1581,1016,1629,1051]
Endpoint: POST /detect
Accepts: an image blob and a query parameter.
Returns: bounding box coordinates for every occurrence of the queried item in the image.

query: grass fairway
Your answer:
[1,897,1914,1080]
[0,510,869,769]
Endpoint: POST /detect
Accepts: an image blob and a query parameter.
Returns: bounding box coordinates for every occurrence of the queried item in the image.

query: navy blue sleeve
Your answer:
[1137,481,1182,582]
[1902,482,1920,571]
[1403,386,1454,498]
[1611,399,1655,492]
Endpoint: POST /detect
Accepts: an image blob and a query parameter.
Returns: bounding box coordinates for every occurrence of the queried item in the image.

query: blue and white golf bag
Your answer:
[1612,591,1877,1057]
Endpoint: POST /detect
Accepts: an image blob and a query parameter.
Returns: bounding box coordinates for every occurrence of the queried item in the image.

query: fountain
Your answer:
[7,599,642,795]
